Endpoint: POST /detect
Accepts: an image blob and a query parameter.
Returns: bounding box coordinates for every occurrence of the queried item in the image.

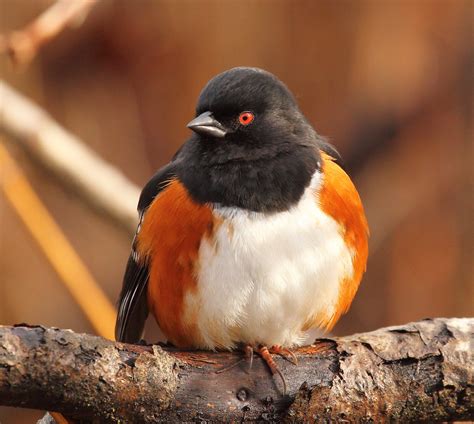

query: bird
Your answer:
[115,67,369,392]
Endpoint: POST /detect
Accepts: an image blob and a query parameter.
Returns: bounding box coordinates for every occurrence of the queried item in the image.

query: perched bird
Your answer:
[115,67,369,391]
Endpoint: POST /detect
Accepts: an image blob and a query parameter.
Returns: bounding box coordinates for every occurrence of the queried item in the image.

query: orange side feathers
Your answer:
[137,179,216,347]
[317,152,369,330]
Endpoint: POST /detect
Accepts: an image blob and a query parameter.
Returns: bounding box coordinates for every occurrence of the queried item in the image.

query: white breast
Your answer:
[184,171,354,350]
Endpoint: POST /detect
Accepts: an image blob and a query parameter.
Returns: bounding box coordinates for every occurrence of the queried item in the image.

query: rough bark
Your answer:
[0,318,472,423]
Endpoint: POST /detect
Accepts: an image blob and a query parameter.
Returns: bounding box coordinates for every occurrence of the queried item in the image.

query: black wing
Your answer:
[115,162,177,343]
[319,136,343,166]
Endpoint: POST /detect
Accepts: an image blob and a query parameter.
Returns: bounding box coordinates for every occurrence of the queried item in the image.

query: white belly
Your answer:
[184,172,354,349]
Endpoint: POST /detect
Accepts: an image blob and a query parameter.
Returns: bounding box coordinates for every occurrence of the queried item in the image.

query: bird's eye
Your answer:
[238,111,254,126]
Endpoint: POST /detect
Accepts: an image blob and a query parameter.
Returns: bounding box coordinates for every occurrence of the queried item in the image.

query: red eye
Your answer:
[239,111,254,126]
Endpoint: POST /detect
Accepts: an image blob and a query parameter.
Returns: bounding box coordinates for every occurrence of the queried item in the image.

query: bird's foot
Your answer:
[257,345,288,395]
[269,344,298,365]
[215,343,254,374]
[216,344,296,395]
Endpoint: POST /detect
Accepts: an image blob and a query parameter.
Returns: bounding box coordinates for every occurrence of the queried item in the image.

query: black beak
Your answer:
[187,111,227,138]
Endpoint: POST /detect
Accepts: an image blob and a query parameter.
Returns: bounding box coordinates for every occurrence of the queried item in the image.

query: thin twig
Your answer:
[0,80,140,233]
[0,142,116,339]
[0,0,98,66]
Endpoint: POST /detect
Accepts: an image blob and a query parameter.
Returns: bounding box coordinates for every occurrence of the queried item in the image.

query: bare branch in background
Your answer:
[0,143,116,339]
[0,319,472,422]
[0,0,98,66]
[0,80,140,233]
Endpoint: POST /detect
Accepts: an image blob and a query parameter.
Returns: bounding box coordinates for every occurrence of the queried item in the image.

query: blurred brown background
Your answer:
[1,0,472,422]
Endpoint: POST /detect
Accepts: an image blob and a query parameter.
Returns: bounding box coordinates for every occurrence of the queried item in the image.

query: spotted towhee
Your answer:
[115,67,369,391]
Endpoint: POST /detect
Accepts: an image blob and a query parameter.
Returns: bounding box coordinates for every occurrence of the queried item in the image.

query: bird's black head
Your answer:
[177,67,322,212]
[188,67,313,157]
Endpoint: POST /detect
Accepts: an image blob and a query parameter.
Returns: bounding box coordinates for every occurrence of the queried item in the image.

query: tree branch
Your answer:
[0,318,472,422]
[0,0,98,66]
[0,80,140,233]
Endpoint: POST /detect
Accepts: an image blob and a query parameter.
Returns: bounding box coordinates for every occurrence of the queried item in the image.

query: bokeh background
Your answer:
[1,0,472,422]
